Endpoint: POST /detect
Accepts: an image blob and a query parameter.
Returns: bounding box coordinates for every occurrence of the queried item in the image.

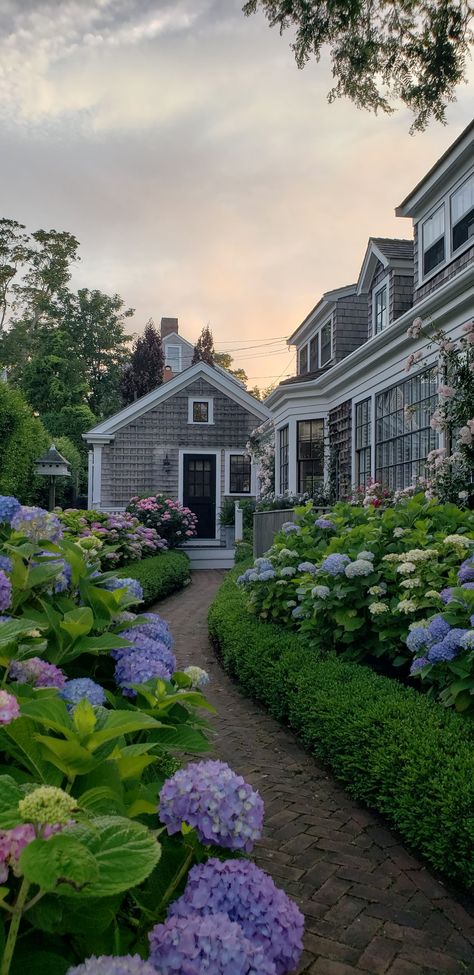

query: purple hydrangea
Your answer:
[114,631,176,671]
[169,858,304,975]
[0,556,12,574]
[315,518,335,530]
[0,571,12,613]
[0,496,21,526]
[281,522,299,534]
[135,612,173,649]
[149,912,276,975]
[159,760,264,852]
[114,646,175,697]
[9,657,66,690]
[67,957,156,975]
[11,506,63,543]
[100,576,143,604]
[410,656,429,675]
[462,582,474,591]
[427,629,467,663]
[320,553,351,576]
[52,558,72,594]
[440,588,454,604]
[458,558,474,584]
[0,690,20,725]
[61,678,106,707]
[0,822,61,883]
[427,615,451,642]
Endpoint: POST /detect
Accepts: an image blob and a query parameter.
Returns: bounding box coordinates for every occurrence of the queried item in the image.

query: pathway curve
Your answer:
[155,572,474,975]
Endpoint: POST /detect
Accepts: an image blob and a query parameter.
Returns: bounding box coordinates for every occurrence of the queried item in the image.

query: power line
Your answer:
[215,335,288,346]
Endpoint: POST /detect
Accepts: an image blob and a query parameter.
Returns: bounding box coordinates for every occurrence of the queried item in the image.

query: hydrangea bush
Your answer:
[59,508,167,568]
[127,494,198,547]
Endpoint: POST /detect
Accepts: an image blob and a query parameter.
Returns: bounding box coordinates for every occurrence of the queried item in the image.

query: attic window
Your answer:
[422,205,445,276]
[373,279,388,334]
[165,344,182,373]
[451,173,474,253]
[188,397,214,424]
[299,345,308,375]
[320,320,333,366]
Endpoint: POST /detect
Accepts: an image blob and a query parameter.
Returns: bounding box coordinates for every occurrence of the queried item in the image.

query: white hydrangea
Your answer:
[369,602,389,615]
[397,562,417,575]
[280,566,296,577]
[368,584,387,596]
[400,578,421,589]
[397,599,418,613]
[393,528,406,538]
[404,549,438,562]
[311,585,330,599]
[183,666,210,688]
[358,551,375,561]
[383,554,402,563]
[425,590,441,599]
[278,549,293,559]
[345,559,374,578]
[443,535,473,548]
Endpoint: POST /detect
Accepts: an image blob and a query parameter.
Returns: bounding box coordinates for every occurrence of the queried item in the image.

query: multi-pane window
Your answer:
[375,367,438,490]
[374,285,388,334]
[309,335,319,371]
[229,454,251,494]
[299,345,308,375]
[320,321,332,366]
[279,426,289,494]
[355,399,372,487]
[165,344,181,372]
[451,174,474,253]
[297,420,324,494]
[422,205,445,276]
[192,401,209,423]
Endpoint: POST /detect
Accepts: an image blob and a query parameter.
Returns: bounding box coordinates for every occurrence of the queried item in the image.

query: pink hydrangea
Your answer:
[0,690,20,725]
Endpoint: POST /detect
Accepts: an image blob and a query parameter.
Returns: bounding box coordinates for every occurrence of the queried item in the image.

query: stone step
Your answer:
[186,547,235,570]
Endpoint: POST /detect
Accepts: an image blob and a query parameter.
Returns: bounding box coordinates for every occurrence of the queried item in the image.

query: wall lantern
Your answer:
[162,453,171,473]
[34,443,70,510]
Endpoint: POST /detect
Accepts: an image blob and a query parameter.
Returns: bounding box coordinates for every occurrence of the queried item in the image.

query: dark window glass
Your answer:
[229,454,251,494]
[309,335,319,371]
[279,426,289,494]
[299,345,308,375]
[320,321,332,365]
[355,398,372,487]
[374,286,387,334]
[422,206,445,276]
[192,401,209,423]
[297,420,324,494]
[375,367,438,490]
[452,175,474,252]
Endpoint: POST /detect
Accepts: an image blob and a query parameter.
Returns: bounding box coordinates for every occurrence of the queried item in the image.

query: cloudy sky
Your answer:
[1,0,473,385]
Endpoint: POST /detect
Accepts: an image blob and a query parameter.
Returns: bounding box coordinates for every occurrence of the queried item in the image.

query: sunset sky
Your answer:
[2,0,473,386]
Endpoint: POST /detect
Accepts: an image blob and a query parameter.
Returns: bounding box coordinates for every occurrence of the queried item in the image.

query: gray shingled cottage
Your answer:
[84,361,270,567]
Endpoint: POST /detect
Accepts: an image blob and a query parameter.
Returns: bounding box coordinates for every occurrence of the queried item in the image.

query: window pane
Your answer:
[375,367,438,490]
[309,336,319,371]
[299,346,308,375]
[355,398,372,487]
[297,420,324,494]
[320,321,332,366]
[165,345,181,371]
[230,454,251,494]
[279,426,289,494]
[193,401,209,423]
[422,206,445,275]
[452,175,474,252]
[374,285,387,334]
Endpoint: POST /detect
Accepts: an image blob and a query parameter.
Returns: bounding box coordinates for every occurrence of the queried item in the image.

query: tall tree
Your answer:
[0,218,31,333]
[192,325,215,366]
[18,326,89,414]
[214,351,248,385]
[121,319,164,404]
[243,0,473,130]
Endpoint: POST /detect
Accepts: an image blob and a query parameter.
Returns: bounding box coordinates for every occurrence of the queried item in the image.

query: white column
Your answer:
[87,450,94,508]
[288,417,298,494]
[91,445,103,509]
[235,502,243,542]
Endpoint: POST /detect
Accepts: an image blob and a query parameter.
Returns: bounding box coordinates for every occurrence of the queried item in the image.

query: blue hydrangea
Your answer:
[427,629,467,663]
[149,913,276,975]
[458,558,474,584]
[100,576,143,604]
[139,613,173,648]
[427,615,451,642]
[440,588,454,604]
[60,678,106,708]
[114,645,175,697]
[280,566,296,577]
[281,522,299,534]
[237,569,254,585]
[297,562,317,574]
[0,571,12,614]
[168,858,304,975]
[254,559,273,571]
[320,554,350,576]
[67,956,156,975]
[11,506,63,542]
[406,627,430,653]
[0,556,12,574]
[159,759,264,852]
[462,582,474,591]
[291,606,305,619]
[460,630,474,650]
[0,496,21,526]
[410,656,429,675]
[345,559,374,578]
[358,551,375,561]
[259,569,276,581]
[315,518,335,530]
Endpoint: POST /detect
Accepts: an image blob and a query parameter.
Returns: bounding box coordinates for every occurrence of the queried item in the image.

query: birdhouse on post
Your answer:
[34,443,70,510]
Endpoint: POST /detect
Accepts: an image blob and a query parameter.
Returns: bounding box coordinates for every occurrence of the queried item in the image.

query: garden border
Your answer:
[118,550,191,606]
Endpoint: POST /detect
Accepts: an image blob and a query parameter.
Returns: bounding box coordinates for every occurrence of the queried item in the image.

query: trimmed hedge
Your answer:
[118,551,191,606]
[208,568,474,890]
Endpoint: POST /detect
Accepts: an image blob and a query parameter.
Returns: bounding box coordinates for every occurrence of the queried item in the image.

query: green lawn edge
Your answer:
[118,550,191,606]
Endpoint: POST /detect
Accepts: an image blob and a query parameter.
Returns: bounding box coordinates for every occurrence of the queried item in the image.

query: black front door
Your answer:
[183,454,216,539]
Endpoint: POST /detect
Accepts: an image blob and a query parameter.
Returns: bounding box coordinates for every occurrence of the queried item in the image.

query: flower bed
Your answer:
[208,568,474,890]
[127,495,198,547]
[0,496,304,974]
[58,508,167,568]
[117,550,191,607]
[236,494,474,713]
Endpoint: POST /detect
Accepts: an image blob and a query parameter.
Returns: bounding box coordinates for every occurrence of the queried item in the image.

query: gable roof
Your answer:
[396,120,474,217]
[289,284,357,346]
[357,237,413,294]
[162,331,194,352]
[83,361,270,442]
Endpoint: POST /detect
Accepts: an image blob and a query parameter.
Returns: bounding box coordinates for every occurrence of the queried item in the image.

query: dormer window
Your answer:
[373,279,388,334]
[451,173,474,253]
[299,345,308,375]
[320,320,333,366]
[422,205,445,276]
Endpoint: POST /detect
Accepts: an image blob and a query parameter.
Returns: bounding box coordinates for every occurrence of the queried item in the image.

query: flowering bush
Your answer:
[127,494,198,546]
[59,508,167,567]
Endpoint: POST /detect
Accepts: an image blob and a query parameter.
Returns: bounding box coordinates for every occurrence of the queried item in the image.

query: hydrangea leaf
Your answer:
[20,834,99,893]
[86,711,161,749]
[0,773,23,828]
[59,607,94,640]
[63,816,161,897]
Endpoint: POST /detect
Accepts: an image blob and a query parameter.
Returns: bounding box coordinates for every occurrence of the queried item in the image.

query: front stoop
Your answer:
[185,546,235,570]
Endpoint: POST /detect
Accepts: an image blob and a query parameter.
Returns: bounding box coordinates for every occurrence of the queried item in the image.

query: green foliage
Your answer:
[121,319,164,405]
[243,0,474,131]
[192,325,214,366]
[0,382,49,503]
[42,405,97,454]
[218,499,235,527]
[117,551,191,606]
[235,541,253,564]
[209,568,474,888]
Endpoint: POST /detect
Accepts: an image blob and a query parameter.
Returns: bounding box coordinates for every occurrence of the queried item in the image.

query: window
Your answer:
[355,399,372,487]
[422,205,445,276]
[374,284,388,334]
[297,420,324,494]
[299,345,308,375]
[309,335,319,371]
[279,426,289,494]
[451,174,474,253]
[229,454,251,494]
[188,397,214,424]
[375,367,438,491]
[320,320,332,366]
[165,344,182,373]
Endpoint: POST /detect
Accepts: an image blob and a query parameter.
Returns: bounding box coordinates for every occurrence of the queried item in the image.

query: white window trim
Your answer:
[301,315,334,372]
[224,450,256,496]
[178,447,221,544]
[418,165,474,286]
[164,343,182,372]
[188,396,214,424]
[372,274,390,335]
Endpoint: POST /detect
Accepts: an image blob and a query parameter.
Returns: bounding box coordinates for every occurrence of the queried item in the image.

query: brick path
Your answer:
[155,572,474,975]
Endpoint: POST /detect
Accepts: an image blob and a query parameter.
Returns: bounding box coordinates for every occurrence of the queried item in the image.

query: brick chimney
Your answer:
[161,317,178,339]
[162,365,174,383]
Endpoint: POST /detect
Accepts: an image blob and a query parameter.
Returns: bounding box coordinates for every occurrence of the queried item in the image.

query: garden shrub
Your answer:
[209,568,474,889]
[127,494,198,547]
[0,383,49,502]
[235,541,253,564]
[59,508,167,568]
[118,550,191,605]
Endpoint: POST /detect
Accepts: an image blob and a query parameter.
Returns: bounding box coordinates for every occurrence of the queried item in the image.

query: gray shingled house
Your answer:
[84,361,270,567]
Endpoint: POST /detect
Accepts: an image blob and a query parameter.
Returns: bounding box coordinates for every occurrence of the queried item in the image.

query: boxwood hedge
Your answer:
[118,550,191,606]
[208,567,474,890]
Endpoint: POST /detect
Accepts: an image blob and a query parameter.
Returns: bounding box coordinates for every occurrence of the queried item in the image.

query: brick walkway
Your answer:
[155,572,474,975]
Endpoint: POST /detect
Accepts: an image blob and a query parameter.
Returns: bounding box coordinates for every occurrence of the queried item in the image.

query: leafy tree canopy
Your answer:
[214,351,249,386]
[121,319,164,404]
[192,325,215,366]
[243,0,473,130]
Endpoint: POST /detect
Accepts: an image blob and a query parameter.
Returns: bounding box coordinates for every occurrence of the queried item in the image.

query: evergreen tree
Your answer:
[192,325,215,366]
[121,319,164,404]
